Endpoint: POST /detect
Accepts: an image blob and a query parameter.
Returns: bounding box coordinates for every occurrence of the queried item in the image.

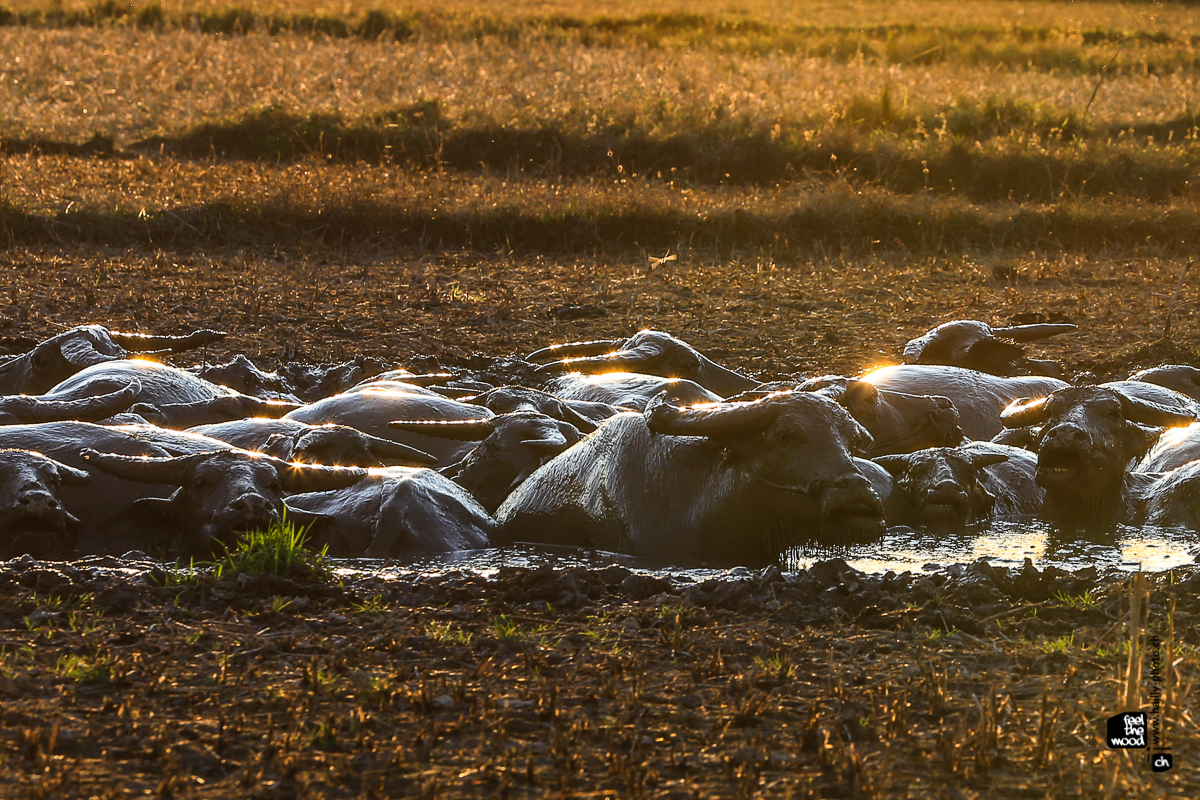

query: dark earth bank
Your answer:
[0,554,1197,798]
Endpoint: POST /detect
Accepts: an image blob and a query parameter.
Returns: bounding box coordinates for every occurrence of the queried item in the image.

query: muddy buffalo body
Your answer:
[498,392,886,566]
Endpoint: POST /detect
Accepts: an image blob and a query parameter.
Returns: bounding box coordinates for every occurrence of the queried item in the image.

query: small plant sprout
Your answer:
[425,620,473,645]
[1052,589,1099,610]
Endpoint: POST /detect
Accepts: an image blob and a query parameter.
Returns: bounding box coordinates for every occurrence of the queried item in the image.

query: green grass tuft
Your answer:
[211,511,330,581]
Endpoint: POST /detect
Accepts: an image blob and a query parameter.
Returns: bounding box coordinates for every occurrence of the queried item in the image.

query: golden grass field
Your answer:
[1,3,1200,797]
[0,0,1197,372]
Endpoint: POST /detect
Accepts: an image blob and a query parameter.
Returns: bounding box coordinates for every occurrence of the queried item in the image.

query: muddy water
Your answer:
[337,519,1199,581]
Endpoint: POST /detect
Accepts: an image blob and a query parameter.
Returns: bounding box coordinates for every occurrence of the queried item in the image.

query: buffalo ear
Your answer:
[849,419,875,458]
[843,380,879,414]
[1127,423,1166,459]
[260,433,295,459]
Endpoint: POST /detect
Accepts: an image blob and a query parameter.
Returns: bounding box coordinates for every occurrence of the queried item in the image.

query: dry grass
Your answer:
[1,26,1196,142]
[5,0,1200,33]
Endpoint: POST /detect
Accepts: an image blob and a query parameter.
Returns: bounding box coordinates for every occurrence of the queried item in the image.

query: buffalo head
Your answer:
[874,447,1009,527]
[645,390,885,545]
[902,319,1074,377]
[802,376,963,456]
[262,423,436,468]
[81,448,367,557]
[390,411,582,512]
[1001,386,1194,525]
[528,329,758,397]
[0,449,91,559]
[0,325,225,395]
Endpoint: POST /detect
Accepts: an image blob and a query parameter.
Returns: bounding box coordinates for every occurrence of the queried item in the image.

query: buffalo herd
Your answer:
[2,320,1199,567]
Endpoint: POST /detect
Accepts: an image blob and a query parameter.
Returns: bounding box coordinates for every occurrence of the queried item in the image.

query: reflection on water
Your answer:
[787,518,1199,574]
[334,520,1199,580]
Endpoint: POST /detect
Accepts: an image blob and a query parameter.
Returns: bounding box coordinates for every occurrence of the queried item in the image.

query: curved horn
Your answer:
[1118,394,1197,428]
[81,448,207,485]
[527,338,623,364]
[274,460,368,493]
[871,454,912,476]
[992,323,1076,342]
[428,385,479,399]
[237,396,302,418]
[966,451,1010,470]
[1000,396,1052,428]
[393,372,457,386]
[644,392,777,437]
[358,432,438,466]
[388,418,496,440]
[18,380,142,423]
[533,341,664,376]
[107,328,228,353]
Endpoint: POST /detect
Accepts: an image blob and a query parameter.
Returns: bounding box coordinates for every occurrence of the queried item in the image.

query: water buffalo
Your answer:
[873,442,1041,527]
[44,360,300,427]
[284,383,494,466]
[278,356,388,402]
[187,418,436,467]
[81,448,367,558]
[0,449,91,559]
[544,373,720,411]
[529,329,759,397]
[902,319,1075,377]
[497,391,885,566]
[390,411,584,512]
[462,386,603,431]
[1138,461,1200,529]
[860,365,1068,440]
[1128,365,1200,404]
[1000,385,1195,526]
[0,325,225,395]
[286,467,497,557]
[188,354,303,403]
[1136,422,1200,472]
[797,376,963,456]
[0,422,189,551]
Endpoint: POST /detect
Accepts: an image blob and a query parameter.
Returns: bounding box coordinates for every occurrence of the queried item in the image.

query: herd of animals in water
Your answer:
[3,320,1200,567]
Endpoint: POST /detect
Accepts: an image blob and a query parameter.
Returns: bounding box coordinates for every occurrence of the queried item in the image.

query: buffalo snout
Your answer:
[222,492,281,529]
[819,473,885,543]
[917,480,974,526]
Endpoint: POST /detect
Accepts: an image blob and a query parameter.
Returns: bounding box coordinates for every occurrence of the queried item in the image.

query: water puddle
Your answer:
[333,520,1200,581]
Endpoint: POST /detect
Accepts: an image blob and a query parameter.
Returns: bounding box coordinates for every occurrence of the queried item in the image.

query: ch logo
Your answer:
[1152,753,1173,772]
[1106,712,1147,749]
